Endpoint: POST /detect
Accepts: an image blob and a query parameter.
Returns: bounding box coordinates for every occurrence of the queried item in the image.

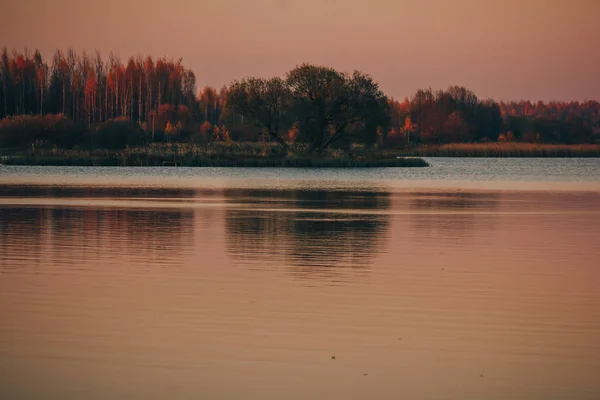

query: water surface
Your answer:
[1,159,599,399]
[1,157,599,190]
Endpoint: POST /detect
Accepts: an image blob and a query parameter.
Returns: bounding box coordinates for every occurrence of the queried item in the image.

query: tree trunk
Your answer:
[138,76,142,123]
[158,80,161,111]
[267,130,289,151]
[62,82,66,115]
[105,84,109,120]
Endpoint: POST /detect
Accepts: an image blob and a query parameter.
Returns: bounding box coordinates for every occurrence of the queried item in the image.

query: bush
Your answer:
[383,127,408,149]
[95,118,148,149]
[0,114,80,148]
[498,131,516,142]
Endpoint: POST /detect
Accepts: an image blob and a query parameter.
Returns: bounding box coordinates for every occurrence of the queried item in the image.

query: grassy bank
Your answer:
[0,143,428,168]
[395,143,600,157]
[3,143,599,168]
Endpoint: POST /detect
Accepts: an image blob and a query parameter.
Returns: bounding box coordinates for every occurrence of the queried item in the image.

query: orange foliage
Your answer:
[200,121,213,137]
[220,126,232,141]
[442,111,470,142]
[498,131,516,142]
[383,127,406,148]
[287,124,299,143]
[157,104,175,127]
[176,105,191,128]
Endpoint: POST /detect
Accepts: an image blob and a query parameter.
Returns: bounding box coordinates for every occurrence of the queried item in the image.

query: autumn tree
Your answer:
[199,86,217,124]
[0,48,9,117]
[2,46,600,148]
[442,111,470,142]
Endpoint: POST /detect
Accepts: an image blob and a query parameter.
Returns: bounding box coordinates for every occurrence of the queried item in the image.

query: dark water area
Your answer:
[1,159,600,399]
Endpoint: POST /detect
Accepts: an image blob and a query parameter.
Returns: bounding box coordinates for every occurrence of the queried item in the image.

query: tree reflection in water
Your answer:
[0,186,196,271]
[224,189,391,281]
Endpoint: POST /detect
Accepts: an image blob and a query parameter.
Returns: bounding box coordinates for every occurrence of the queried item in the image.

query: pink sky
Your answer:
[1,0,599,101]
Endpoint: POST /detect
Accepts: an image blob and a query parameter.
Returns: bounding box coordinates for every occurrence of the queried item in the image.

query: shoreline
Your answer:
[1,143,599,168]
[0,145,429,168]
[2,143,600,169]
[0,155,428,168]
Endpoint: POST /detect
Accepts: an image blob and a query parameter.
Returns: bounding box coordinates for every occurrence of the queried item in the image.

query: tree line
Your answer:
[387,90,600,146]
[1,47,598,150]
[0,47,203,125]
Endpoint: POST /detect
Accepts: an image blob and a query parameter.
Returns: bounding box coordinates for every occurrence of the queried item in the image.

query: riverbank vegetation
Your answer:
[397,143,600,158]
[0,47,598,162]
[0,143,428,167]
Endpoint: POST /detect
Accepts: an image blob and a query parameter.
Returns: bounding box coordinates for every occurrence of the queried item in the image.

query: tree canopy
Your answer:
[226,77,291,149]
[1,47,598,150]
[225,64,390,152]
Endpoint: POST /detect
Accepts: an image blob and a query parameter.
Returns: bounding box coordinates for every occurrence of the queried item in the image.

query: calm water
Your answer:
[1,159,600,400]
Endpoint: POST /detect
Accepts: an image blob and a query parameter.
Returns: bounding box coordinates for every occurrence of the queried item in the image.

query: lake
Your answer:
[1,158,600,400]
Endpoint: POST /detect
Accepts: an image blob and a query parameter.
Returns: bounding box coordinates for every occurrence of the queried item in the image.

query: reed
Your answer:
[396,143,600,157]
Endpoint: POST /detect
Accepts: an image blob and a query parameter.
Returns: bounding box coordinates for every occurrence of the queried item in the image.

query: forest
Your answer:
[0,47,599,153]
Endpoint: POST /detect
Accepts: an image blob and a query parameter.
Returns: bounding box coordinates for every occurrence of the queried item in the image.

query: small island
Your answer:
[0,140,429,167]
[0,48,598,167]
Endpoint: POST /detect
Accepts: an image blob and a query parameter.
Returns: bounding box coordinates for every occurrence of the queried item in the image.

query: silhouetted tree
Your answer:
[287,64,388,151]
[226,77,291,149]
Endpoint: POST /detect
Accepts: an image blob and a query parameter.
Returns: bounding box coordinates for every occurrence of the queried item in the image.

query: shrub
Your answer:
[200,121,213,137]
[287,124,300,143]
[498,131,516,142]
[0,114,83,148]
[95,118,148,149]
[521,132,541,143]
[383,127,407,148]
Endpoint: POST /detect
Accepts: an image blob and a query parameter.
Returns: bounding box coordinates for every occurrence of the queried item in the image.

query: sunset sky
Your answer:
[2,0,599,101]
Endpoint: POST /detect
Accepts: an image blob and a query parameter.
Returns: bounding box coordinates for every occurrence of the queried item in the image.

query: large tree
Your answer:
[287,64,388,151]
[286,64,346,151]
[226,77,291,149]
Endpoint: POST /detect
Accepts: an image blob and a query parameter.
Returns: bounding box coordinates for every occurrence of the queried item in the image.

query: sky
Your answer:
[1,0,599,101]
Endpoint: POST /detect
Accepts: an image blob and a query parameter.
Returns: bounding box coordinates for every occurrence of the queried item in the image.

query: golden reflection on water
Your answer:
[1,186,600,400]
